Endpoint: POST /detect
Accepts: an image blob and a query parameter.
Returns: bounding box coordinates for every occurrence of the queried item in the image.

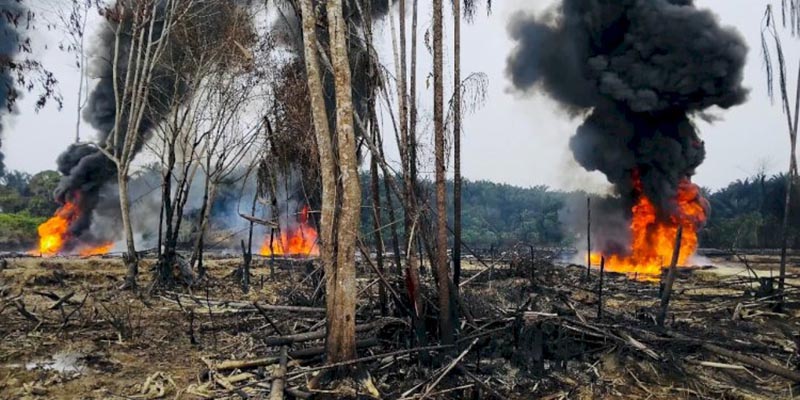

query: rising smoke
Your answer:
[0,0,24,178]
[506,0,748,217]
[53,1,245,249]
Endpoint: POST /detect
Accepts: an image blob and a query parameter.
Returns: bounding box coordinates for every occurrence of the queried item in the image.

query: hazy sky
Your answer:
[3,0,795,191]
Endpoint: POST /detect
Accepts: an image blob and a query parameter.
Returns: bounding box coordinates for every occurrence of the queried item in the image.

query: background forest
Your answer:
[4,169,799,251]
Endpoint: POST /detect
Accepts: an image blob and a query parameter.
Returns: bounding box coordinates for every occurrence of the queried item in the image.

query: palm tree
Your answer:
[762,4,800,299]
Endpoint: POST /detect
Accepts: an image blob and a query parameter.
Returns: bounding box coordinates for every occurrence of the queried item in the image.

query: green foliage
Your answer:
[456,180,565,247]
[0,170,60,217]
[0,169,60,248]
[360,172,800,251]
[359,174,567,249]
[0,212,45,248]
[701,173,800,249]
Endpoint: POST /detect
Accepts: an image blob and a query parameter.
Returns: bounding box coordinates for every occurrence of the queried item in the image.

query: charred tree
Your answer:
[453,0,463,289]
[326,0,361,366]
[433,0,454,345]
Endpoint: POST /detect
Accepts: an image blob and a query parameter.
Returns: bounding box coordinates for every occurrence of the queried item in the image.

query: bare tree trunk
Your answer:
[241,193,258,293]
[193,176,211,279]
[587,197,592,278]
[160,140,177,286]
[192,178,217,280]
[299,0,336,293]
[326,0,360,363]
[780,171,794,295]
[119,171,138,288]
[370,131,388,316]
[779,64,800,296]
[383,167,403,275]
[657,226,683,327]
[409,0,419,184]
[433,0,453,345]
[452,0,462,288]
[406,0,427,355]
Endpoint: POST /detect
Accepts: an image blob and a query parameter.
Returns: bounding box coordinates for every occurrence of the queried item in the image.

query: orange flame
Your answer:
[36,201,80,256]
[260,205,320,257]
[590,176,707,281]
[34,200,113,257]
[78,243,114,257]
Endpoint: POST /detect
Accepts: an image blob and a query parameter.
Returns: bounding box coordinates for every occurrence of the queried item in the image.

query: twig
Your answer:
[456,365,507,400]
[419,339,479,399]
[287,344,453,378]
[252,301,284,336]
[14,299,40,324]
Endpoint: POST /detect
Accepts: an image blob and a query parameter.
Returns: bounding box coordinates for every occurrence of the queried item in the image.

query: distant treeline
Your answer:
[700,173,800,249]
[3,169,800,251]
[360,173,800,251]
[0,170,60,248]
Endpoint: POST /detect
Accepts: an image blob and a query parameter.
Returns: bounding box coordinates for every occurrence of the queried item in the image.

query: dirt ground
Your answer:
[1,251,800,399]
[0,256,290,399]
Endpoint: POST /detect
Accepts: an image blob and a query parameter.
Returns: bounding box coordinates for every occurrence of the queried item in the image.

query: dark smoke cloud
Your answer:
[54,0,244,248]
[54,1,183,247]
[506,0,748,213]
[0,0,24,178]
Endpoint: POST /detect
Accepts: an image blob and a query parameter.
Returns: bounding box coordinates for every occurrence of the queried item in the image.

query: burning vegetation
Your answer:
[260,205,320,257]
[33,199,113,257]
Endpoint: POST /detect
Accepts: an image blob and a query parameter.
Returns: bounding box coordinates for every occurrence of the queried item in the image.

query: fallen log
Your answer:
[702,342,800,382]
[162,293,326,314]
[269,346,287,400]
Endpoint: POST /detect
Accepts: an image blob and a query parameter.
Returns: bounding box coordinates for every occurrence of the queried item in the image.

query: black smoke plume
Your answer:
[53,0,246,248]
[506,0,748,215]
[53,2,181,248]
[0,0,24,178]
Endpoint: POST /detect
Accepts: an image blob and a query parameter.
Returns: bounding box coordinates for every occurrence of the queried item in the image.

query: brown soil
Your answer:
[1,252,799,399]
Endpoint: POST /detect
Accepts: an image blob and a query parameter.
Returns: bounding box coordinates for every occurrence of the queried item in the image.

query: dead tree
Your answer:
[149,2,255,286]
[433,0,454,345]
[453,0,463,289]
[657,226,683,327]
[762,4,800,302]
[97,0,185,288]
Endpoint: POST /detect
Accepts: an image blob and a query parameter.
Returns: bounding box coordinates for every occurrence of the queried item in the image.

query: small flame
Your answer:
[591,176,707,281]
[260,205,320,257]
[78,243,114,257]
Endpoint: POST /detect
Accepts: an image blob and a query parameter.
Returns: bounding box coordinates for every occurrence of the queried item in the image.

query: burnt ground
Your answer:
[0,251,799,399]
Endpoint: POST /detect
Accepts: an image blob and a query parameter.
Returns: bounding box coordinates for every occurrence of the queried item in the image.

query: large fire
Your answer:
[36,201,80,256]
[590,176,707,280]
[260,205,320,257]
[34,200,112,257]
